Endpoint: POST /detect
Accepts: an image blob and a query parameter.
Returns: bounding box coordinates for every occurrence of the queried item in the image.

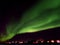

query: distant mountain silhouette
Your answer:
[7,27,60,42]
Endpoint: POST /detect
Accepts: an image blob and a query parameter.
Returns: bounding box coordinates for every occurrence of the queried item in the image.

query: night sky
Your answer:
[0,1,60,42]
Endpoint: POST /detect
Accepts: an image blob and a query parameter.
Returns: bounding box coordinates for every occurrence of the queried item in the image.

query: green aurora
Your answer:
[0,0,60,41]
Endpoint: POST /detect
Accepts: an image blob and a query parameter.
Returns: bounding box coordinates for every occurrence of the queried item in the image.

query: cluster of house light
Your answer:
[5,40,60,44]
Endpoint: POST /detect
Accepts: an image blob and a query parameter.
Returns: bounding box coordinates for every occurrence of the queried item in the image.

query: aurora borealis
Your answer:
[0,0,60,41]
